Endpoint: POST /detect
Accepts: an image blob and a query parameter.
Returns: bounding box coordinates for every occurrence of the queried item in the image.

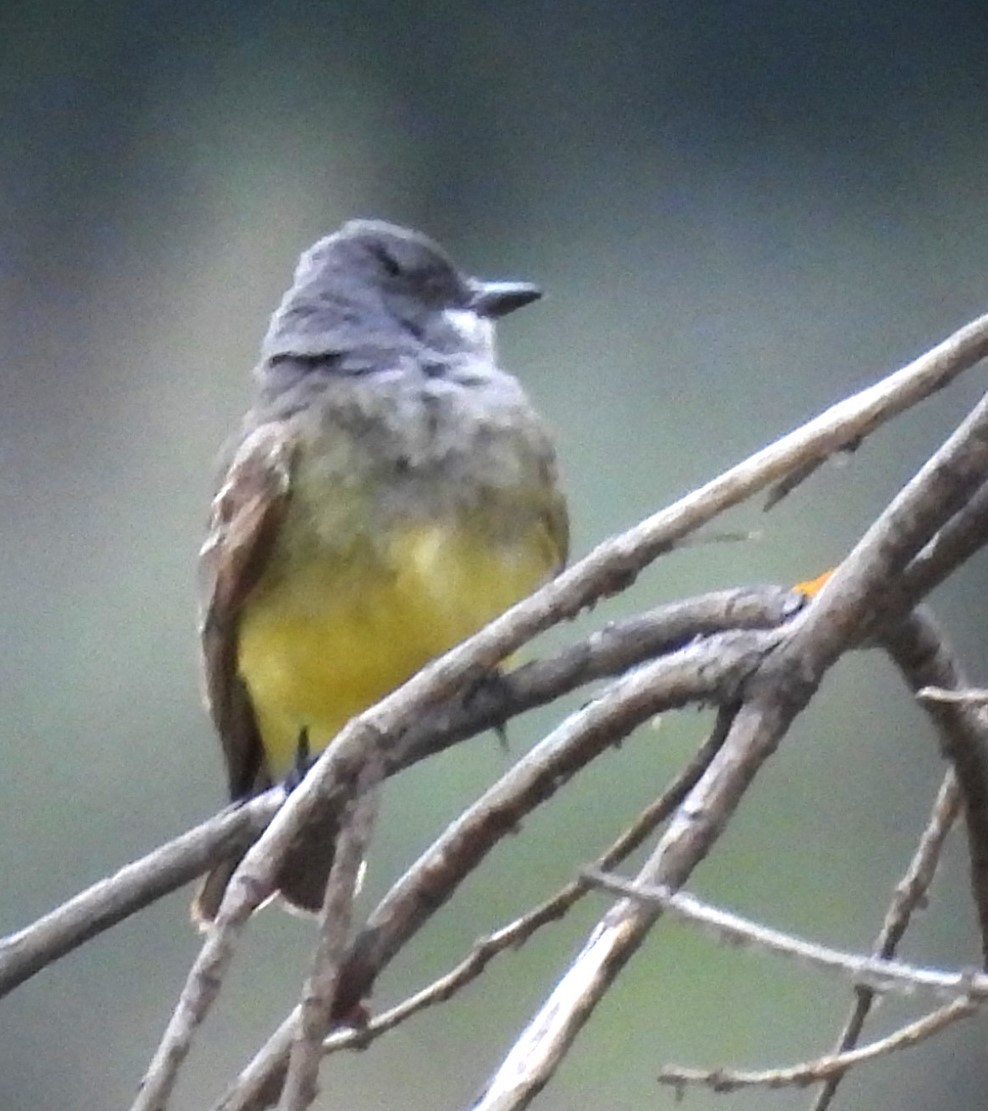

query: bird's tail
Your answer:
[189,818,339,929]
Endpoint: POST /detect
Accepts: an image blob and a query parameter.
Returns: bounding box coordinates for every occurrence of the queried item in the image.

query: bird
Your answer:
[192,219,568,924]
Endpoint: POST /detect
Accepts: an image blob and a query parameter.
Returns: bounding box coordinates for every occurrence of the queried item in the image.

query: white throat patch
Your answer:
[443,308,496,359]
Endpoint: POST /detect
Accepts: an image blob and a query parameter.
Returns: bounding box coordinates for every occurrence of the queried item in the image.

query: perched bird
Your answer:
[193,219,568,924]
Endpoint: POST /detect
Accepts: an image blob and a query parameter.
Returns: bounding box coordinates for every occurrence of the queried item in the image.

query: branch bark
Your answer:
[10,310,988,1110]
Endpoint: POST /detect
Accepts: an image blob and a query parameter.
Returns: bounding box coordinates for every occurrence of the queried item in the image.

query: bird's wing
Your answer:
[531,434,570,575]
[544,480,570,574]
[199,421,297,800]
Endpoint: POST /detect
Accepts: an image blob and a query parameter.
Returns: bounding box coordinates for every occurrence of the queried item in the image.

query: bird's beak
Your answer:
[467,279,542,318]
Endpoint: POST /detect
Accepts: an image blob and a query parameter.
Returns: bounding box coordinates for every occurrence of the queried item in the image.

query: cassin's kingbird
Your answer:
[193,219,568,923]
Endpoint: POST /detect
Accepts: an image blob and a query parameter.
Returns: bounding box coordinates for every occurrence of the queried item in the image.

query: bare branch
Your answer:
[217,709,733,1111]
[659,998,978,1094]
[334,634,768,1022]
[469,375,988,1111]
[762,310,988,507]
[783,387,988,677]
[808,773,960,1111]
[138,311,988,1109]
[0,793,280,999]
[918,687,988,705]
[896,479,988,606]
[582,870,986,1000]
[468,698,803,1111]
[0,589,791,1004]
[327,709,736,1047]
[280,761,381,1111]
[882,611,988,958]
[132,878,263,1111]
[214,1015,296,1111]
[398,586,798,767]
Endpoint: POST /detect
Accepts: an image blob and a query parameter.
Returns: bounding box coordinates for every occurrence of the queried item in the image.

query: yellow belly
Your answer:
[237,520,553,778]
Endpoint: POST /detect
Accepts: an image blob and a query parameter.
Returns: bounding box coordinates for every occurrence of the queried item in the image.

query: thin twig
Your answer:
[808,773,960,1111]
[761,311,988,508]
[659,998,978,1093]
[334,634,768,1021]
[782,387,988,678]
[469,699,808,1111]
[140,310,988,1109]
[918,687,988,705]
[132,882,262,1111]
[0,793,281,999]
[326,711,735,1046]
[215,1013,296,1111]
[321,708,736,1050]
[128,313,988,1108]
[582,870,986,1000]
[882,611,988,960]
[216,711,730,1111]
[471,378,988,1111]
[896,478,988,608]
[280,762,381,1111]
[0,589,793,1003]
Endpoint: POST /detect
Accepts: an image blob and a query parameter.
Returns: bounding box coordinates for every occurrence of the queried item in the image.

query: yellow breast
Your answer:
[237,518,555,779]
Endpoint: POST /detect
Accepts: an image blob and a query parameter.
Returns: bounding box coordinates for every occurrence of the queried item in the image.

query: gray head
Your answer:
[261,219,541,366]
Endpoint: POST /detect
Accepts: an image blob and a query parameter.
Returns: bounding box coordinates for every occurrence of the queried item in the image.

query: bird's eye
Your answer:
[375,246,401,278]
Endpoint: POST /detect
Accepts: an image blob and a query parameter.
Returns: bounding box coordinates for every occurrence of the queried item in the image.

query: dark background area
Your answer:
[4,3,988,1108]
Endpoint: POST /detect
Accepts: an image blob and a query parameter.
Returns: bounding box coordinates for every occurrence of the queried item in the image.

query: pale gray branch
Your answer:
[469,352,988,1111]
[0,792,280,999]
[280,765,380,1111]
[70,308,988,1108]
[659,998,978,1093]
[582,870,986,1001]
[809,772,960,1111]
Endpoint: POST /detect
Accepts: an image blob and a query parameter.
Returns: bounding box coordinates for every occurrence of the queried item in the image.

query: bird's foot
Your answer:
[284,727,314,792]
[464,667,513,752]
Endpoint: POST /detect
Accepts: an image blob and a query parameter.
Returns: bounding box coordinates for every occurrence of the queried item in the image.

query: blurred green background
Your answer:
[4,2,988,1108]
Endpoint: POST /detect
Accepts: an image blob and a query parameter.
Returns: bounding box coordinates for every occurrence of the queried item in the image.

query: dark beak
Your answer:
[467,279,542,318]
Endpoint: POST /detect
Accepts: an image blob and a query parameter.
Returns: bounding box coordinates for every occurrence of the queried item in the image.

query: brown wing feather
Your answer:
[199,422,296,800]
[545,484,570,574]
[536,445,569,576]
